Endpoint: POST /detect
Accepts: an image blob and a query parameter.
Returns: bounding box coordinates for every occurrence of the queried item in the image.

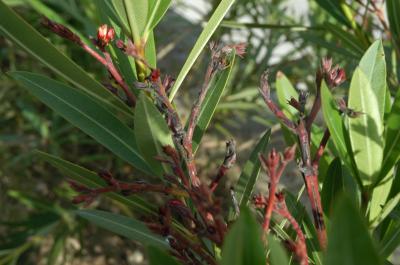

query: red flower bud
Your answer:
[97,24,115,47]
[266,148,280,169]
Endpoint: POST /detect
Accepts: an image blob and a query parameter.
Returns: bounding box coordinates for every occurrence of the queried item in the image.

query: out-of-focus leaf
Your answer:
[192,52,236,152]
[77,209,168,249]
[235,129,271,207]
[148,246,181,265]
[324,22,365,58]
[46,232,66,265]
[325,195,382,265]
[321,82,357,180]
[348,68,384,185]
[315,0,349,27]
[387,0,400,42]
[11,72,152,175]
[268,235,290,265]
[220,207,266,265]
[135,93,174,177]
[169,0,235,100]
[0,2,132,119]
[36,151,156,215]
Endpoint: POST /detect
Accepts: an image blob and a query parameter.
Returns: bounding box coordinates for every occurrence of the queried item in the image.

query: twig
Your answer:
[259,72,296,131]
[274,193,308,265]
[312,129,330,170]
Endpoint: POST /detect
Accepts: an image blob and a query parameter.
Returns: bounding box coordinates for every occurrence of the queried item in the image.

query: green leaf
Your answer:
[285,191,323,265]
[321,81,357,180]
[47,232,66,265]
[321,158,344,216]
[220,207,266,265]
[235,130,271,207]
[324,22,365,58]
[358,40,387,120]
[168,0,235,100]
[369,174,394,223]
[315,0,350,27]
[387,0,400,42]
[97,0,130,36]
[380,88,400,184]
[325,195,382,265]
[276,71,298,120]
[380,216,400,258]
[148,246,181,265]
[11,72,152,175]
[121,0,148,42]
[371,191,400,228]
[146,0,171,32]
[77,209,168,249]
[348,68,384,185]
[192,52,236,152]
[134,93,174,177]
[0,1,132,119]
[36,151,156,215]
[267,235,290,265]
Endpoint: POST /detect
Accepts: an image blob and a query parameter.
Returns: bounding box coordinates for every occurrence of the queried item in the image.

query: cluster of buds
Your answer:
[96,24,115,48]
[319,57,346,88]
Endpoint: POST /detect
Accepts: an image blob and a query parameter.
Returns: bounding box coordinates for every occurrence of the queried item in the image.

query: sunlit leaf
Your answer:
[169,0,235,100]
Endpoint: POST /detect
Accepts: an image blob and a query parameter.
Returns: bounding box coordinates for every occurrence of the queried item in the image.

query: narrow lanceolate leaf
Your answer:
[321,158,344,216]
[146,0,171,32]
[324,22,365,58]
[348,68,384,185]
[387,0,400,42]
[36,151,156,215]
[77,209,168,249]
[192,52,236,153]
[321,82,357,180]
[380,214,400,258]
[148,246,181,265]
[325,195,382,265]
[371,192,400,228]
[380,89,400,184]
[0,2,132,119]
[220,208,266,265]
[135,93,174,177]
[11,72,152,175]
[314,0,349,27]
[169,0,235,100]
[235,130,271,207]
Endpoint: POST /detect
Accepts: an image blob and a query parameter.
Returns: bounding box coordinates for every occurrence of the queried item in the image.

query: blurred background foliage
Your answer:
[1,0,399,264]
